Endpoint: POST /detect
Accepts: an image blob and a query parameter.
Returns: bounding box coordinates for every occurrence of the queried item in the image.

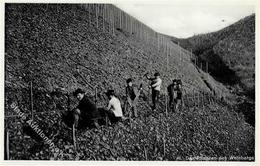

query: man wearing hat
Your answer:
[167,79,177,112]
[175,79,183,112]
[105,90,123,124]
[73,88,101,128]
[146,72,162,111]
[125,78,142,118]
[167,79,183,112]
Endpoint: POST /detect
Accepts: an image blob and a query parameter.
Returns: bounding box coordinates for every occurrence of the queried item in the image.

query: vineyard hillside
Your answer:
[171,14,255,96]
[170,14,255,127]
[4,4,254,160]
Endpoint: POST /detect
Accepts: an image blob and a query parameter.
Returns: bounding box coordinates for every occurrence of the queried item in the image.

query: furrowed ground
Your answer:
[4,4,254,160]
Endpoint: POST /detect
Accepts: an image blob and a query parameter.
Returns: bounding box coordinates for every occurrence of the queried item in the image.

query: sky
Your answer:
[115,3,255,38]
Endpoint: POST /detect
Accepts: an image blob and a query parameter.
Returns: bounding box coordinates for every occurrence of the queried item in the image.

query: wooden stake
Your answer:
[178,42,181,62]
[182,91,186,109]
[207,93,210,105]
[206,62,209,73]
[166,122,169,133]
[119,10,121,29]
[206,93,209,105]
[165,93,168,116]
[72,124,77,150]
[95,87,98,106]
[145,108,147,124]
[163,133,166,157]
[166,43,169,71]
[157,34,159,52]
[92,4,95,24]
[88,4,91,24]
[193,89,196,107]
[209,93,212,105]
[109,5,111,32]
[5,130,9,160]
[107,5,110,34]
[197,92,200,108]
[130,16,132,34]
[30,81,33,120]
[111,5,115,35]
[202,91,204,107]
[133,18,135,35]
[102,4,105,32]
[124,12,127,32]
[144,146,148,160]
[125,14,128,32]
[205,93,208,105]
[156,128,159,142]
[96,4,99,28]
[105,116,108,126]
[190,49,192,60]
[67,92,70,111]
[202,92,205,111]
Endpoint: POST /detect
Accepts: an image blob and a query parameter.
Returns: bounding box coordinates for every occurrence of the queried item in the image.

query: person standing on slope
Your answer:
[167,79,183,112]
[174,79,183,112]
[146,72,162,111]
[125,78,142,118]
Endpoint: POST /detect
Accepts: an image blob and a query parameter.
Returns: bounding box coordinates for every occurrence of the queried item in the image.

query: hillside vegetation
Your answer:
[5,4,254,160]
[172,14,255,94]
[171,14,255,126]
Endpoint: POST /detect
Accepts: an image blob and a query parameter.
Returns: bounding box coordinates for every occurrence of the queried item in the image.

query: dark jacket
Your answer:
[126,85,137,100]
[167,84,182,99]
[77,95,101,121]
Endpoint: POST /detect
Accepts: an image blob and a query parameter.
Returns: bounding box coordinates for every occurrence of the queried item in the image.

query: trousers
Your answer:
[152,89,160,110]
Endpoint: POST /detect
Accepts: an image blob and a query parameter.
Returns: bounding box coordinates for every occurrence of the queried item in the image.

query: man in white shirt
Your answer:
[105,90,123,124]
[146,72,162,111]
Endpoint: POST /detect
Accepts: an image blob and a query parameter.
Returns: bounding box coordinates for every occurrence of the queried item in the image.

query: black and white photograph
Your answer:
[2,0,257,163]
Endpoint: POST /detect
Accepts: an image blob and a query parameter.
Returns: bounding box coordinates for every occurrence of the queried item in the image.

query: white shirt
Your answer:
[107,96,123,117]
[152,77,162,91]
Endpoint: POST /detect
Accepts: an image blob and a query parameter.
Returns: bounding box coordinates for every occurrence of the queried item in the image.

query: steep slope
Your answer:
[170,14,255,126]
[4,4,254,160]
[5,3,212,107]
[171,14,255,94]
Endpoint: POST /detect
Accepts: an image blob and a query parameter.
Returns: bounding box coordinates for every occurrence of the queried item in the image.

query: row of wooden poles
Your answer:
[4,4,213,159]
[141,88,220,160]
[5,81,219,119]
[76,88,220,159]
[77,3,209,73]
[4,80,220,159]
[118,89,219,160]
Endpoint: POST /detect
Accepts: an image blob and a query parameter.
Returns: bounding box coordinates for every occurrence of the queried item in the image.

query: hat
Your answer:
[154,72,160,76]
[105,90,115,97]
[126,78,132,83]
[177,79,182,85]
[73,88,85,96]
[172,79,178,85]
